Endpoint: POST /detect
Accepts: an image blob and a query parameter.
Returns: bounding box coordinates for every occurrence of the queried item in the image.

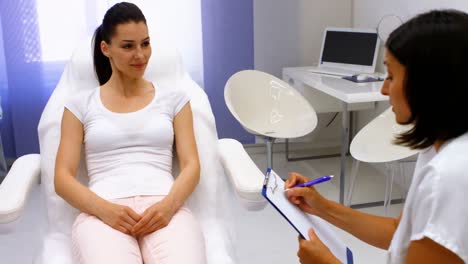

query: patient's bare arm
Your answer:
[168,103,201,212]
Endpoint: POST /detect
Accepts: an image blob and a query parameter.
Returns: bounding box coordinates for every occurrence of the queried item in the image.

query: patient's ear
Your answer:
[100,41,110,57]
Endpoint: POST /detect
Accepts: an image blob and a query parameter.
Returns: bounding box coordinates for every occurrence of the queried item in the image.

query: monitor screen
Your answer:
[321,31,378,66]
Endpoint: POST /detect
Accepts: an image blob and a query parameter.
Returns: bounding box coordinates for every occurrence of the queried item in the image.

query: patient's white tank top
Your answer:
[387,132,468,263]
[64,83,189,199]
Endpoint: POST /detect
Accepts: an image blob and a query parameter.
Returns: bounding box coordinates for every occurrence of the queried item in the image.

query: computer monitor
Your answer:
[319,27,380,73]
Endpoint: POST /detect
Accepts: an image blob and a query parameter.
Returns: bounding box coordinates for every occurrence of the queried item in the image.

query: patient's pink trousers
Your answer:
[71,195,207,264]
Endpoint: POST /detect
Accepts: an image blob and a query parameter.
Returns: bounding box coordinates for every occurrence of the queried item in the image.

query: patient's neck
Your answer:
[106,72,149,98]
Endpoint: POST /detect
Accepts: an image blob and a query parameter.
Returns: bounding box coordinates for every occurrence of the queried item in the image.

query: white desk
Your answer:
[282,66,388,204]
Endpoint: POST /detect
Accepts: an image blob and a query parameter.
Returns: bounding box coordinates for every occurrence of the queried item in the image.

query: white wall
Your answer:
[254,0,352,78]
[354,0,468,30]
[354,0,468,74]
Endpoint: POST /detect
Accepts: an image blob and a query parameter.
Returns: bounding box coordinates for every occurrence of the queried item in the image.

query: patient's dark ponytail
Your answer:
[92,2,147,85]
[93,25,111,85]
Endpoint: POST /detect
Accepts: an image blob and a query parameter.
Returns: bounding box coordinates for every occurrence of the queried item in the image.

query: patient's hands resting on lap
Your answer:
[97,201,142,235]
[285,172,327,217]
[132,197,177,238]
[98,197,177,238]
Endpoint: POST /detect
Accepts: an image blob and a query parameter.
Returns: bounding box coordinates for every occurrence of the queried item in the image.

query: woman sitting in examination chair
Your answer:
[54,2,206,264]
[286,9,468,264]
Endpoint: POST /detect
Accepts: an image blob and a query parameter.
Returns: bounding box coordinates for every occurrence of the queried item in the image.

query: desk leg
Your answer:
[339,102,349,204]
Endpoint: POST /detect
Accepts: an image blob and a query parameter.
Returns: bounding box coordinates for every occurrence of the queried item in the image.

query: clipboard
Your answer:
[262,168,354,264]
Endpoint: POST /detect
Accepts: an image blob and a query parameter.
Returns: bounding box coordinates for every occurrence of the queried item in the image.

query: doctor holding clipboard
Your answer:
[285,9,468,264]
[262,170,352,263]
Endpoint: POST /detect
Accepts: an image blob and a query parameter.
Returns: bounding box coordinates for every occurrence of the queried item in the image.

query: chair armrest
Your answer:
[0,154,41,224]
[218,138,267,211]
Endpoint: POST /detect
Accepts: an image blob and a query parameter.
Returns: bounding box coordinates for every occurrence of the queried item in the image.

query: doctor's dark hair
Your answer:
[386,9,468,149]
[93,2,147,85]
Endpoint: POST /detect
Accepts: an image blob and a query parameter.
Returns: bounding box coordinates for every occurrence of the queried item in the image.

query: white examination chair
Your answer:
[0,34,266,263]
[346,107,419,215]
[224,70,318,170]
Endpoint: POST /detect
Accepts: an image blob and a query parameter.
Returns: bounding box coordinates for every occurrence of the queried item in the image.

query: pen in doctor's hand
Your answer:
[284,175,334,192]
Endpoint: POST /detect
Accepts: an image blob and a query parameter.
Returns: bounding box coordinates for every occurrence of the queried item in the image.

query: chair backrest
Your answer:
[224,70,317,139]
[35,35,235,264]
[350,107,419,163]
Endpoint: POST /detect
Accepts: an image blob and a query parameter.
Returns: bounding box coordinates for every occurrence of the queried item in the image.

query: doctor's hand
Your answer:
[285,172,328,216]
[97,202,141,235]
[132,197,177,238]
[298,228,341,264]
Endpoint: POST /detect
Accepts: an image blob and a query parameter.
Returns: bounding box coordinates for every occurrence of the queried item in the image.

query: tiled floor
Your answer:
[0,151,408,263]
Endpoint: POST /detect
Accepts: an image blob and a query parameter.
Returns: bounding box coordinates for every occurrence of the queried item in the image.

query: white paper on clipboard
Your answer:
[262,169,353,264]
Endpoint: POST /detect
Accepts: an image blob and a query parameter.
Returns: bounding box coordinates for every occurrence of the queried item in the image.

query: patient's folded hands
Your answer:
[97,201,141,235]
[132,197,177,238]
[96,197,178,238]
